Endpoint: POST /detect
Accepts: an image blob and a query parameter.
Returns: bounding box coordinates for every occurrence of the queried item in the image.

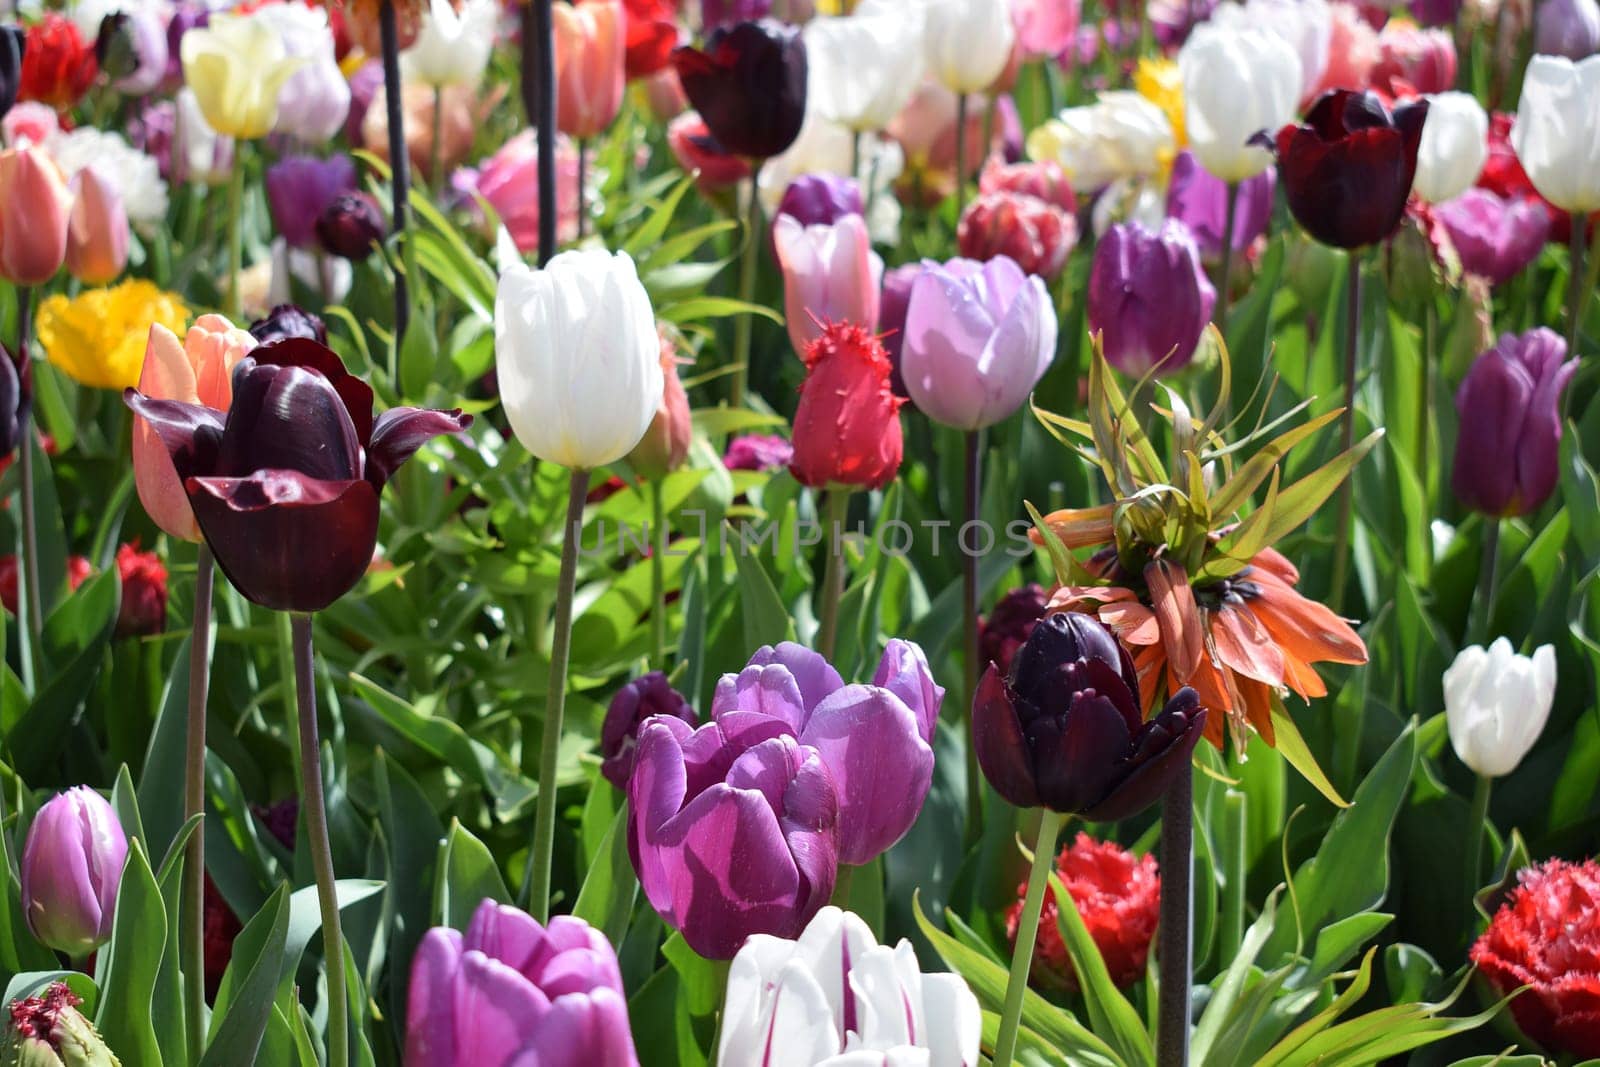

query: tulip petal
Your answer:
[712,663,811,732]
[1084,691,1207,822]
[921,973,983,1067]
[251,336,374,444]
[1030,692,1133,815]
[455,949,552,1064]
[871,639,945,743]
[745,642,846,713]
[970,666,1039,809]
[405,928,463,1065]
[365,406,472,491]
[218,360,362,481]
[123,390,227,484]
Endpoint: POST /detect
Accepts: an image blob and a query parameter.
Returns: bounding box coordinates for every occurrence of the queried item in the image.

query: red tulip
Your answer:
[622,0,681,80]
[958,190,1078,281]
[114,542,167,638]
[788,321,904,491]
[18,14,96,112]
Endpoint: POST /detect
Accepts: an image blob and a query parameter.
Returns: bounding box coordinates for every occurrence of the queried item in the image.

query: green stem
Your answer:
[1419,300,1436,501]
[963,429,983,844]
[276,610,302,787]
[1471,517,1501,646]
[576,140,589,240]
[1214,183,1238,341]
[429,84,443,196]
[851,130,862,185]
[1328,252,1361,614]
[526,468,591,921]
[291,614,347,1067]
[731,165,763,408]
[954,94,969,222]
[650,477,666,667]
[993,811,1065,1067]
[1157,759,1194,1067]
[1464,773,1492,894]
[14,287,40,690]
[1219,788,1246,963]
[226,165,243,320]
[181,546,215,1065]
[831,862,855,910]
[816,490,848,661]
[1568,213,1588,363]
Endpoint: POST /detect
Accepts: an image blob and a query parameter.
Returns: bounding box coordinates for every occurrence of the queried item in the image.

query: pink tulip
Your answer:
[554,0,626,140]
[1311,3,1381,99]
[1371,19,1457,95]
[65,169,129,285]
[468,130,582,254]
[1012,0,1080,57]
[0,146,70,286]
[772,213,883,357]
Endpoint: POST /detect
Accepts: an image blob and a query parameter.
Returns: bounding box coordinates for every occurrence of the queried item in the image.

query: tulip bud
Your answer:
[1534,0,1600,58]
[972,612,1207,818]
[980,583,1050,678]
[249,304,326,346]
[672,19,807,160]
[1451,328,1576,517]
[65,170,129,286]
[114,543,167,639]
[1434,188,1550,285]
[21,788,128,956]
[1510,55,1600,214]
[642,67,687,121]
[600,671,695,789]
[0,555,87,616]
[0,26,22,121]
[958,191,1078,281]
[315,192,386,260]
[266,155,357,250]
[0,147,71,286]
[722,433,792,472]
[1413,91,1488,203]
[1088,220,1216,378]
[789,322,904,490]
[627,333,693,480]
[1387,215,1445,315]
[772,214,882,357]
[1445,639,1555,777]
[0,982,120,1067]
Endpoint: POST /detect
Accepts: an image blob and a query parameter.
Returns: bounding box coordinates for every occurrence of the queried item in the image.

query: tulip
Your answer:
[703,0,773,27]
[772,213,883,357]
[1535,0,1600,58]
[980,158,1076,212]
[972,612,1208,819]
[180,13,304,140]
[1026,92,1174,191]
[667,111,753,193]
[762,109,907,238]
[775,174,863,230]
[643,66,688,120]
[171,89,235,186]
[406,900,638,1066]
[1413,91,1488,204]
[114,542,168,639]
[627,332,693,479]
[1164,150,1276,262]
[45,127,169,233]
[789,321,904,490]
[672,19,807,160]
[250,304,327,347]
[901,256,1058,430]
[1276,89,1428,249]
[1451,328,1576,517]
[0,25,21,120]
[266,155,357,250]
[125,337,470,611]
[923,0,1017,93]
[1012,0,1080,57]
[1510,55,1600,214]
[18,14,96,112]
[554,0,626,141]
[402,0,498,88]
[980,584,1049,678]
[622,0,680,80]
[1088,220,1216,377]
[1370,19,1457,96]
[803,9,924,132]
[600,671,696,790]
[496,249,663,470]
[1445,639,1555,778]
[958,191,1078,281]
[718,906,983,1066]
[1308,2,1380,100]
[1178,23,1301,184]
[95,9,168,96]
[467,130,584,253]
[0,146,70,286]
[20,788,128,956]
[316,192,387,260]
[271,49,351,146]
[1434,188,1551,285]
[1210,0,1332,105]
[0,340,22,458]
[64,169,128,286]
[877,260,921,382]
[628,712,840,959]
[724,433,794,472]
[0,982,120,1066]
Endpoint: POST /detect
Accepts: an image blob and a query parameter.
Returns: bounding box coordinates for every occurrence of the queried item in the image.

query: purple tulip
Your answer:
[1164,150,1277,262]
[723,433,793,472]
[775,173,863,230]
[702,0,775,30]
[877,262,921,398]
[266,155,357,250]
[1088,219,1216,377]
[1451,329,1576,518]
[899,256,1058,431]
[601,672,696,790]
[1409,0,1462,25]
[161,5,208,90]
[711,642,941,866]
[1534,0,1600,58]
[250,303,328,346]
[1434,189,1551,286]
[345,60,385,145]
[628,712,839,959]
[21,788,128,956]
[405,900,638,1067]
[96,8,169,96]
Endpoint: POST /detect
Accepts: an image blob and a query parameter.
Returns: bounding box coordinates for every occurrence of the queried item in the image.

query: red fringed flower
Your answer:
[789,322,905,491]
[18,14,97,112]
[115,542,168,639]
[1471,858,1600,1058]
[1007,832,1160,992]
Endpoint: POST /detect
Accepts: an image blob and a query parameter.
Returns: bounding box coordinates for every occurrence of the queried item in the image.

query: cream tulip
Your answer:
[1510,54,1600,213]
[804,11,924,132]
[402,0,499,89]
[1179,23,1303,183]
[1027,92,1173,191]
[921,0,1017,94]
[495,249,664,469]
[1413,91,1488,203]
[1444,639,1555,778]
[179,13,305,140]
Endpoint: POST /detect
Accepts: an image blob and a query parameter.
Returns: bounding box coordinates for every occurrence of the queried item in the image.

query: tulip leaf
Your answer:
[1048,873,1156,1067]
[731,539,795,649]
[137,631,207,863]
[373,753,444,1027]
[0,970,97,1015]
[95,839,165,1067]
[434,820,509,931]
[1266,702,1348,811]
[621,173,698,257]
[7,570,119,777]
[658,296,785,327]
[572,802,638,949]
[203,884,291,1067]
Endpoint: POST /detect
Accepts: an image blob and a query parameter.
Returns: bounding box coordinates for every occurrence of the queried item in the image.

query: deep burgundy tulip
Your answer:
[672,19,806,159]
[1275,89,1428,249]
[124,338,471,613]
[972,612,1206,819]
[1451,328,1576,517]
[249,304,328,346]
[600,672,696,790]
[980,583,1050,678]
[775,173,863,230]
[1,25,24,119]
[1164,149,1277,262]
[317,191,387,260]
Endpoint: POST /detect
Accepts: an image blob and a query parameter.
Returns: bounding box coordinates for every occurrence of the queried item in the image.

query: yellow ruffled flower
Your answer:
[37,281,189,390]
[1135,58,1186,148]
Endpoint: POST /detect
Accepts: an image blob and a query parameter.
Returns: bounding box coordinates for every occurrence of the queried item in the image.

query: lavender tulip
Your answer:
[628,713,840,959]
[20,788,128,956]
[1088,219,1216,377]
[600,671,696,790]
[1535,0,1600,58]
[711,642,941,866]
[1434,188,1550,286]
[405,900,638,1067]
[877,261,921,397]
[899,256,1058,431]
[1451,329,1576,517]
[265,154,357,249]
[1164,149,1277,261]
[775,173,863,230]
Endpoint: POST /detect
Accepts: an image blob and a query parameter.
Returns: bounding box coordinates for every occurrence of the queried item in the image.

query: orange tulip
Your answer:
[131,317,256,541]
[65,170,129,286]
[554,0,625,141]
[0,146,71,286]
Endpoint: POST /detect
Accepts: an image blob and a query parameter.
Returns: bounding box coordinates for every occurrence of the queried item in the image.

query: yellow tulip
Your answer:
[179,14,304,139]
[37,280,189,390]
[1135,58,1186,148]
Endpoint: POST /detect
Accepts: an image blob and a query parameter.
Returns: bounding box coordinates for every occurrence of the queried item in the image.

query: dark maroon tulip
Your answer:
[601,672,697,790]
[980,583,1049,678]
[249,304,327,346]
[123,338,471,613]
[316,191,387,260]
[672,19,806,160]
[1274,89,1428,250]
[0,26,23,120]
[973,611,1206,819]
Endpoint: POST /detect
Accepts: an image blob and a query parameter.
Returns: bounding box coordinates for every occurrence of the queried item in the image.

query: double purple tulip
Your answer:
[1088,220,1216,378]
[406,899,637,1067]
[125,338,470,612]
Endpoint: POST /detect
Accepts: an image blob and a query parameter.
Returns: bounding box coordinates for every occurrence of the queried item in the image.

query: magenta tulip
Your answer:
[21,788,128,956]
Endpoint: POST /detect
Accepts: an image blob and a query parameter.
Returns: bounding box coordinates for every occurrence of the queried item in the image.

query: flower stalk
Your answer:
[379,0,412,347]
[15,286,41,685]
[181,546,215,1065]
[650,477,666,667]
[963,428,983,842]
[1157,759,1194,1067]
[993,810,1065,1067]
[816,489,848,661]
[731,164,764,408]
[1329,252,1362,613]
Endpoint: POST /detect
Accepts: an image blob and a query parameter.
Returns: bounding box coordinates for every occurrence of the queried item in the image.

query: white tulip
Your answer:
[1510,54,1600,213]
[718,907,982,1067]
[172,89,235,188]
[1211,0,1332,103]
[1179,23,1302,183]
[402,0,500,89]
[921,0,1017,94]
[1027,92,1174,191]
[250,2,350,144]
[1413,91,1488,203]
[495,249,664,469]
[804,12,925,132]
[1444,638,1556,778]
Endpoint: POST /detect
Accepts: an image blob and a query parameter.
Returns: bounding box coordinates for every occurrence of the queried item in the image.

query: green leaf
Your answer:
[1268,702,1348,809]
[138,632,206,863]
[202,885,291,1067]
[95,839,166,1067]
[732,539,795,649]
[661,932,728,1019]
[658,296,785,326]
[434,820,510,930]
[1048,874,1155,1067]
[572,801,638,948]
